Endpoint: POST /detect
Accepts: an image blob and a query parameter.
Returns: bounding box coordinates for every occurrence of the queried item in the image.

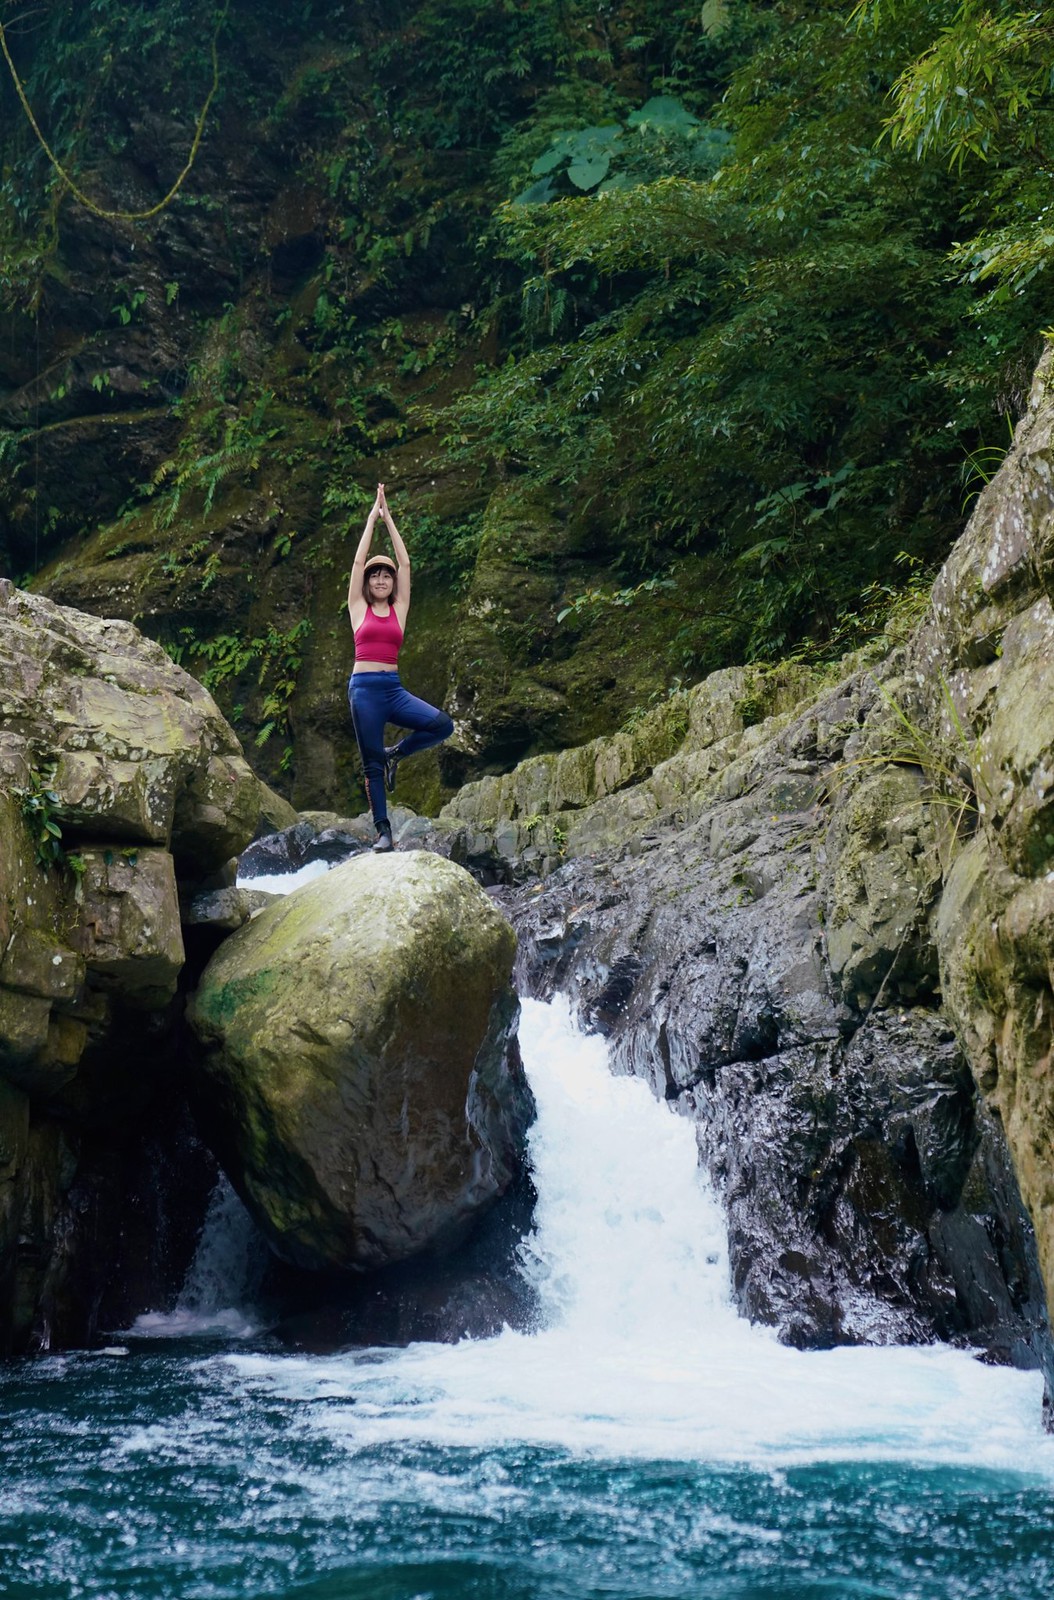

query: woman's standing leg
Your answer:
[349,674,395,848]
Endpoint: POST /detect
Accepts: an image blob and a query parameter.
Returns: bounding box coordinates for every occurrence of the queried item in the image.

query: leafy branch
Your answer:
[14,761,85,876]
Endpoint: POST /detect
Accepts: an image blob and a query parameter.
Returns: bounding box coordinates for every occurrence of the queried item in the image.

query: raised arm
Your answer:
[347,487,382,628]
[378,483,411,621]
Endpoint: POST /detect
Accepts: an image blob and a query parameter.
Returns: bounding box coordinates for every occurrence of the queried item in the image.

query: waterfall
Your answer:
[219,997,1053,1475]
[12,994,1052,1600]
[129,1175,265,1339]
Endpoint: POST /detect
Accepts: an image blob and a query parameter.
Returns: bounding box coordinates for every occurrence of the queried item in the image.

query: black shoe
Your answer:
[383,745,401,794]
[372,822,394,853]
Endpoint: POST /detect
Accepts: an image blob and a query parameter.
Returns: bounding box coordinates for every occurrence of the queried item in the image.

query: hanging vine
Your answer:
[0,1,229,222]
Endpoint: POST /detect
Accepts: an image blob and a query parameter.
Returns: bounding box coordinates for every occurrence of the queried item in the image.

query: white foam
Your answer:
[219,998,1054,1476]
[236,858,333,895]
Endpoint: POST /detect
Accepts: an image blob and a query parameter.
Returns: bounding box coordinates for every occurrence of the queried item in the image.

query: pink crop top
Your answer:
[354,605,404,665]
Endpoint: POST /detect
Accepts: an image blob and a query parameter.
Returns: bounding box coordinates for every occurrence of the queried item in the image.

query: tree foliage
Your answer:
[855,1,1054,297]
[438,0,1054,661]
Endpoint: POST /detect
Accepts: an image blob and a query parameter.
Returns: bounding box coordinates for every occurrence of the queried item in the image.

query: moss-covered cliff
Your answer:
[0,1,696,812]
[1,0,1050,813]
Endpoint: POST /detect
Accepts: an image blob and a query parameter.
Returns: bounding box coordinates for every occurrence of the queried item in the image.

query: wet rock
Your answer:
[187,853,534,1273]
[237,807,456,882]
[179,885,276,935]
[263,1176,538,1351]
[503,812,1049,1369]
[238,816,367,879]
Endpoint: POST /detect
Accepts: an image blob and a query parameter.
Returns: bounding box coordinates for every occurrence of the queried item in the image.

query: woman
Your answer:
[347,483,453,852]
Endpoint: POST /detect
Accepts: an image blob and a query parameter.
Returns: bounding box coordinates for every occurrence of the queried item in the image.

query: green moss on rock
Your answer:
[187,852,531,1273]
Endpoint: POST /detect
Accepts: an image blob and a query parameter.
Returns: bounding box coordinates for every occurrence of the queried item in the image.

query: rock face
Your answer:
[187,853,532,1272]
[913,350,1054,1339]
[0,582,260,866]
[495,674,1048,1369]
[0,583,262,1354]
[442,659,821,877]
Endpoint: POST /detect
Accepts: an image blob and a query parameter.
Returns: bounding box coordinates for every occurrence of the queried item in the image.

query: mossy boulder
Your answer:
[187,852,532,1272]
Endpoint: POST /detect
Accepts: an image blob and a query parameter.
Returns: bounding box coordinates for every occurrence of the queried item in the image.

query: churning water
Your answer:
[2,998,1053,1600]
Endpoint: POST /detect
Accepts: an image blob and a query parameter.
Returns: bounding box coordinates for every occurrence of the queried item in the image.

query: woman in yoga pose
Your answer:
[347,483,453,852]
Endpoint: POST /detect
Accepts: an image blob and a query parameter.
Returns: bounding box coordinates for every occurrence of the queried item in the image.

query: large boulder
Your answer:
[187,853,532,1272]
[0,582,264,1103]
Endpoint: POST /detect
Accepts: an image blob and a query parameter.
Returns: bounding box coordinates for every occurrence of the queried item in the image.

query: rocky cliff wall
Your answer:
[916,351,1054,1349]
[439,351,1054,1393]
[0,582,264,1353]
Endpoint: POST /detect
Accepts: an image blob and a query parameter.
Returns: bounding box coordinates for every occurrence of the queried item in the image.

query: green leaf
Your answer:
[572,125,622,149]
[513,178,556,206]
[530,146,566,176]
[626,97,700,133]
[568,156,611,191]
[700,0,730,36]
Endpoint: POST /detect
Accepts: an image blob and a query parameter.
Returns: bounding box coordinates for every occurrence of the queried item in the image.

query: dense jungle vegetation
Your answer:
[0,1,1052,802]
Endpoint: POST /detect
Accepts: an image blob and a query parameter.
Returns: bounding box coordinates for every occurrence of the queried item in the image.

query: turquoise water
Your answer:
[2,999,1053,1600]
[2,1346,1052,1599]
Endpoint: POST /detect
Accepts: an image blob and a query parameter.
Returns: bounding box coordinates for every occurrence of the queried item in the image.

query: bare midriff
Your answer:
[352,660,396,673]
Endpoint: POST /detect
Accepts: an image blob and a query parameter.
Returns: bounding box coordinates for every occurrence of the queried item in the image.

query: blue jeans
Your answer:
[348,672,453,827]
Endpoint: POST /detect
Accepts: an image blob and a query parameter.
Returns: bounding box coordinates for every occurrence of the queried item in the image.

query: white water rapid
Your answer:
[215,995,1054,1477]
